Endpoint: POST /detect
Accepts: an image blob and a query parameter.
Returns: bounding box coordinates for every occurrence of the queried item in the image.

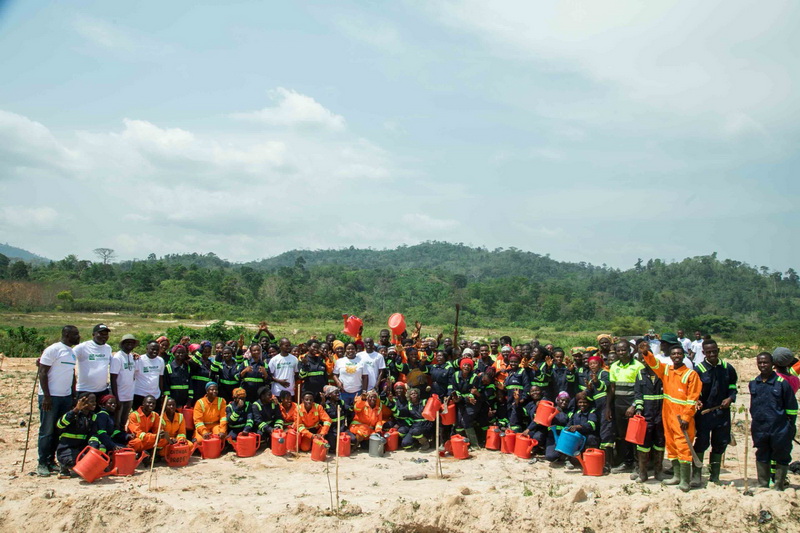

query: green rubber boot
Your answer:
[708,453,723,484]
[774,465,789,491]
[756,461,771,488]
[662,459,681,485]
[678,462,692,492]
[690,453,703,488]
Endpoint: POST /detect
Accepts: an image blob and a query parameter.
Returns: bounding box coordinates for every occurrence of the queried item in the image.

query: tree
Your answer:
[93,248,116,265]
[0,253,9,279]
[9,261,29,280]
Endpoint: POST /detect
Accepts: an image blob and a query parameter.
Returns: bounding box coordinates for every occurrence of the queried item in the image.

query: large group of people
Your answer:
[35,319,797,492]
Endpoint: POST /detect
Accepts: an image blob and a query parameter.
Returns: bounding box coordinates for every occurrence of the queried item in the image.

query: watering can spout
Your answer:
[135,452,149,468]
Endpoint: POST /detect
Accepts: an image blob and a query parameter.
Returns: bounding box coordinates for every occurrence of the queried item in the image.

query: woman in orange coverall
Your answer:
[641,343,701,492]
[193,382,227,442]
[348,390,385,444]
[297,391,332,451]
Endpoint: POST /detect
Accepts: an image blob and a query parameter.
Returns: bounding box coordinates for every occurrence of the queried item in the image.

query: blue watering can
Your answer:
[553,428,586,457]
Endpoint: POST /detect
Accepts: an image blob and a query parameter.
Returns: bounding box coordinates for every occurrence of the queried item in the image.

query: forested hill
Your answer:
[0,242,798,343]
[248,242,595,280]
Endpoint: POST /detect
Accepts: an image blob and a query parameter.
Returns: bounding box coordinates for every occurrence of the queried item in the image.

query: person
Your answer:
[333,342,368,407]
[110,334,138,431]
[544,392,572,465]
[642,343,701,492]
[429,351,454,399]
[657,333,695,369]
[187,343,215,406]
[677,330,693,355]
[348,390,385,446]
[632,343,665,482]
[237,344,268,403]
[127,394,167,454]
[377,329,392,351]
[504,355,530,432]
[357,338,387,391]
[252,321,276,350]
[55,392,96,478]
[164,343,192,408]
[520,385,547,454]
[268,338,299,397]
[278,390,298,427]
[689,331,703,362]
[321,385,349,449]
[89,394,127,454]
[584,355,613,470]
[549,348,575,398]
[74,324,113,398]
[243,386,284,444]
[400,388,432,450]
[297,391,332,451]
[299,342,328,400]
[193,382,228,443]
[564,391,599,468]
[606,340,645,473]
[226,387,250,441]
[773,347,800,393]
[448,358,484,447]
[213,345,241,402]
[749,351,797,490]
[37,325,80,477]
[160,397,188,456]
[133,340,165,409]
[692,338,737,486]
[597,334,613,364]
[528,346,552,400]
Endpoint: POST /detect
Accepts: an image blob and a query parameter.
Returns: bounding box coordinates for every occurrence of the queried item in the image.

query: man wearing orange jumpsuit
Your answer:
[193,382,228,442]
[642,343,701,492]
[349,391,385,443]
[297,391,332,451]
[159,397,188,457]
[127,395,167,453]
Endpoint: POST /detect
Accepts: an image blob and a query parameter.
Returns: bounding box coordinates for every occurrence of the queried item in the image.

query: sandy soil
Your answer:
[1,357,797,533]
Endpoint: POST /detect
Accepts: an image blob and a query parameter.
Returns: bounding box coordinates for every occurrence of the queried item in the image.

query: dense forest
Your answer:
[0,242,798,345]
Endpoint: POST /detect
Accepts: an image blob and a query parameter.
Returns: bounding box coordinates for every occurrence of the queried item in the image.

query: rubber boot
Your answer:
[756,462,771,488]
[652,450,665,481]
[663,459,681,485]
[690,453,703,488]
[678,462,692,492]
[636,450,649,483]
[603,448,613,474]
[418,436,430,451]
[708,453,723,484]
[465,428,479,450]
[774,465,789,491]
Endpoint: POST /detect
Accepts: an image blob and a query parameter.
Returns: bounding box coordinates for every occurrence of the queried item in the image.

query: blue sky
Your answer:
[0,0,797,271]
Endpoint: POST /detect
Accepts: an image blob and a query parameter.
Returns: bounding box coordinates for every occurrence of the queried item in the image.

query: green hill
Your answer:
[0,243,50,263]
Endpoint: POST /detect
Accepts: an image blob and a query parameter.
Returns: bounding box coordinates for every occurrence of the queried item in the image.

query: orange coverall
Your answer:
[193,396,227,442]
[159,411,188,456]
[280,403,297,426]
[127,408,167,453]
[643,352,701,463]
[297,403,332,451]
[349,398,385,440]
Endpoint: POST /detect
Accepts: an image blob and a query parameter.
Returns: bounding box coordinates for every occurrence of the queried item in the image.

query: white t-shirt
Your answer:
[678,337,693,354]
[648,339,661,355]
[334,356,365,393]
[133,356,165,398]
[38,342,76,397]
[268,353,299,396]
[690,340,705,363]
[356,351,386,390]
[110,350,136,402]
[74,340,113,393]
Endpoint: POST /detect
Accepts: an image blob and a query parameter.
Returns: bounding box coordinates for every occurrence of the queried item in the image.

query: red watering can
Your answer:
[534,400,557,427]
[337,432,351,457]
[485,426,502,450]
[285,427,298,453]
[181,408,195,431]
[271,429,287,456]
[311,435,329,461]
[231,433,261,457]
[73,446,116,483]
[440,402,457,426]
[450,435,470,460]
[500,429,516,454]
[422,394,442,421]
[110,447,148,476]
[384,428,400,452]
[513,434,538,459]
[342,315,363,338]
[625,414,647,445]
[198,435,223,459]
[387,313,406,336]
[576,448,605,476]
[165,442,195,467]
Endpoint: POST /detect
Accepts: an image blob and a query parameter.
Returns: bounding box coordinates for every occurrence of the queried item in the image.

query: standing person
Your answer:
[299,342,328,400]
[212,345,240,402]
[657,333,695,369]
[549,348,576,398]
[164,344,192,408]
[642,343,701,492]
[633,343,665,482]
[692,338,737,486]
[584,355,613,470]
[187,343,215,406]
[377,329,392,351]
[110,334,138,431]
[597,334,614,365]
[448,358,484,447]
[237,344,268,403]
[677,330,693,356]
[74,324,113,398]
[133,341,165,409]
[268,338,299,398]
[36,325,80,477]
[333,342,368,407]
[689,331,704,362]
[749,351,797,490]
[606,340,645,473]
[357,338,387,392]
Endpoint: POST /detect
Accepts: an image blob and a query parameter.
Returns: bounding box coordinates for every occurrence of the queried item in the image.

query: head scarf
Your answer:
[156,336,168,344]
[501,345,512,354]
[459,358,474,369]
[587,355,603,365]
[556,391,571,401]
[232,387,247,399]
[323,385,339,396]
[205,381,218,391]
[571,347,585,355]
[200,340,213,351]
[332,340,345,351]
[461,348,475,358]
[393,381,407,390]
[596,334,612,343]
[99,394,115,406]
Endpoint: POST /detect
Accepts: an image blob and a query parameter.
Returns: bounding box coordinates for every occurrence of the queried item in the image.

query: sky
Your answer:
[0,0,798,271]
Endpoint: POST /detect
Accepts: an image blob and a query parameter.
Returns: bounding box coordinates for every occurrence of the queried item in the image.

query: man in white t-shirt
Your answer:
[333,342,368,407]
[689,330,704,363]
[356,338,386,391]
[36,325,80,477]
[74,323,113,395]
[133,340,165,407]
[268,338,299,397]
[677,330,693,355]
[110,334,138,430]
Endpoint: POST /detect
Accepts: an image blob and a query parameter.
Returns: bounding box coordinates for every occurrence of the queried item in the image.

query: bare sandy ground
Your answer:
[1,357,797,533]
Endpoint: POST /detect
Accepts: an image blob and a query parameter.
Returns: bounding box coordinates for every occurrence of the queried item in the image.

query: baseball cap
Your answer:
[93,324,111,334]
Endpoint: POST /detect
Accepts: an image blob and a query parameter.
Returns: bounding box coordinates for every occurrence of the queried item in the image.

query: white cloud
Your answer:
[0,206,59,230]
[230,88,346,131]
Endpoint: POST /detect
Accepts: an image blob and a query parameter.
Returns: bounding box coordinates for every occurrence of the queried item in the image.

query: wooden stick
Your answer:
[335,404,341,514]
[435,411,442,478]
[743,408,749,493]
[148,395,169,490]
[295,386,301,455]
[21,368,38,473]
